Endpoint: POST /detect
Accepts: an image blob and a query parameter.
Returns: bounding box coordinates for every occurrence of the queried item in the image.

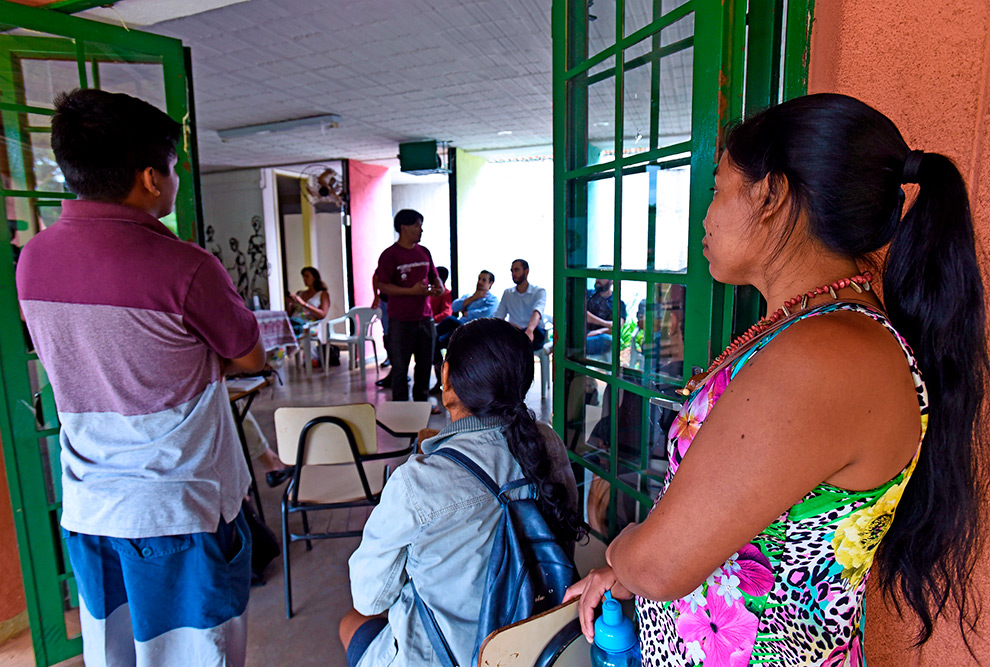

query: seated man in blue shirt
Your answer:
[431,270,497,393]
[450,270,498,322]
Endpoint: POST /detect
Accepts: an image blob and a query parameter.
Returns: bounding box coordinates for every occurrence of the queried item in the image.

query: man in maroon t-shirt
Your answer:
[375,209,444,401]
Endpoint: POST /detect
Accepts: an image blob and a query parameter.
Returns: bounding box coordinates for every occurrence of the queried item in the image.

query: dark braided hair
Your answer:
[445,318,587,544]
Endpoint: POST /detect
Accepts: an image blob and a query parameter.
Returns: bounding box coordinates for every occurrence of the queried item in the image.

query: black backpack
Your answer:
[412,448,578,667]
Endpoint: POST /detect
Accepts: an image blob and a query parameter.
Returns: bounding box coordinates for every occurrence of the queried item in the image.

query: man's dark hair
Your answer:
[437,266,449,283]
[480,270,495,285]
[51,89,180,202]
[512,258,529,271]
[393,208,424,233]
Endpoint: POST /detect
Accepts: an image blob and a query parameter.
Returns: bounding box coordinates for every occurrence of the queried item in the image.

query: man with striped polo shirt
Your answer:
[16,89,265,666]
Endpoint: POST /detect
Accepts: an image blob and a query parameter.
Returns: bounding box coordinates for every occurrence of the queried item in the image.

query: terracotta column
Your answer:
[0,447,28,644]
[809,1,990,664]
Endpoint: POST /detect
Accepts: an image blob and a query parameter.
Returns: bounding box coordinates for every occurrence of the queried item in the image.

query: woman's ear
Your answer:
[754,172,791,224]
[441,362,450,388]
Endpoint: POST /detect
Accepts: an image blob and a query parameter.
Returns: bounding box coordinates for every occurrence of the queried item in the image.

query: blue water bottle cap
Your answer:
[594,591,637,653]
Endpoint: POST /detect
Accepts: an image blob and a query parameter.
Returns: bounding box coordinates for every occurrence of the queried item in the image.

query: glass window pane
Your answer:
[625,0,692,37]
[590,481,653,537]
[619,168,649,270]
[28,130,66,193]
[565,174,615,269]
[565,276,626,365]
[616,393,677,493]
[35,201,62,230]
[38,436,61,509]
[566,56,617,169]
[0,113,66,194]
[652,282,686,379]
[656,163,691,272]
[563,368,611,463]
[28,359,59,431]
[618,163,689,273]
[608,388,646,467]
[614,280,687,386]
[660,7,695,45]
[587,0,617,58]
[617,280,648,371]
[622,39,652,159]
[658,15,694,147]
[17,53,79,110]
[624,0,654,37]
[92,58,167,112]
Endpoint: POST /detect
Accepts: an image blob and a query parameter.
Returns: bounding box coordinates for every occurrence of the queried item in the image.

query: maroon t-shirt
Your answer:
[375,242,439,321]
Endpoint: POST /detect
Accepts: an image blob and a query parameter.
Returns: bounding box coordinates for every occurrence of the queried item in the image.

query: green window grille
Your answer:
[551,0,814,540]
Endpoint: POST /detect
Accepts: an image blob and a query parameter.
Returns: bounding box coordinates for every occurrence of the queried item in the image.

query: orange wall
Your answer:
[0,447,27,630]
[809,1,990,664]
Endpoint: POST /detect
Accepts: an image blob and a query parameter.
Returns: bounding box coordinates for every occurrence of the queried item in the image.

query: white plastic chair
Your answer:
[297,310,336,377]
[323,307,380,381]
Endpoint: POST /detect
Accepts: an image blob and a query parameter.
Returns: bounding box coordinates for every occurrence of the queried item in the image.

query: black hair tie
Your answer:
[901,150,924,184]
[504,402,531,421]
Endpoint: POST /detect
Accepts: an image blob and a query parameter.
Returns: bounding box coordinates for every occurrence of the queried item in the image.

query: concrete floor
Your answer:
[2,352,603,667]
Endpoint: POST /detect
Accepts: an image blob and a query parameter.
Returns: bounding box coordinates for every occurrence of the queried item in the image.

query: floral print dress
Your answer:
[636,303,928,666]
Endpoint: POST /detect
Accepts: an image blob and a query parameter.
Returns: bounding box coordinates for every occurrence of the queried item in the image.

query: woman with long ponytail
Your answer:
[565,93,987,664]
[342,318,586,667]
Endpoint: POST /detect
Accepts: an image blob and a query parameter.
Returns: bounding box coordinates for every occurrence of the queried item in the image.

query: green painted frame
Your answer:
[551,0,815,533]
[0,2,196,664]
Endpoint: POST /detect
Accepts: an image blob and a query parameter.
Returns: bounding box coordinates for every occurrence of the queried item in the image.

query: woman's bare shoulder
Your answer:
[749,309,912,387]
[727,308,921,488]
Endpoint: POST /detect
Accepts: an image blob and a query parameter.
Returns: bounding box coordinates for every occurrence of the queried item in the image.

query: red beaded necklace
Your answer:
[678,272,874,395]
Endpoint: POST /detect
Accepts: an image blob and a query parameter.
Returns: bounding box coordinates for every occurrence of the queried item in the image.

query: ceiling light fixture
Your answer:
[216,113,340,142]
[497,130,513,136]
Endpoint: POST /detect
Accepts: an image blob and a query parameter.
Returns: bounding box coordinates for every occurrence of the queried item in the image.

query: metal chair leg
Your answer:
[301,511,313,551]
[282,500,293,619]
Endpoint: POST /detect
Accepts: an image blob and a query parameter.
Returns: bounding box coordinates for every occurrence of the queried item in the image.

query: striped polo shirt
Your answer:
[16,200,259,539]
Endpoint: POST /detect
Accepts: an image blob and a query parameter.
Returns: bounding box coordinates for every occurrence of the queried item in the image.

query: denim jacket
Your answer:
[348,415,530,667]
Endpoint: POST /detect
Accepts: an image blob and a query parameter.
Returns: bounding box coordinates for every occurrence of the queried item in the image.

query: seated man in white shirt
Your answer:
[492,259,547,351]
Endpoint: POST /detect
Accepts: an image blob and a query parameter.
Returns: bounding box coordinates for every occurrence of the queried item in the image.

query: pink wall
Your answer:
[809,1,990,664]
[347,161,393,310]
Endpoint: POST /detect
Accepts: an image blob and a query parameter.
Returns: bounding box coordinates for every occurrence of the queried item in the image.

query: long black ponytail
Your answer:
[725,93,987,647]
[445,318,587,544]
[880,150,987,647]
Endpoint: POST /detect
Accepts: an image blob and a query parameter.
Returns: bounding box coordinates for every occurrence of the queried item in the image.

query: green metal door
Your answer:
[551,0,813,540]
[0,2,197,663]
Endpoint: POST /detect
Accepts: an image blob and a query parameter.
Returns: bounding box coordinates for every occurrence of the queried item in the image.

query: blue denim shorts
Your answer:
[346,617,389,667]
[63,510,252,665]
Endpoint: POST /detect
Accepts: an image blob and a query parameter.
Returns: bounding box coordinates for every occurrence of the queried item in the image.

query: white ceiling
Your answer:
[119,0,559,170]
[76,0,252,27]
[66,0,692,172]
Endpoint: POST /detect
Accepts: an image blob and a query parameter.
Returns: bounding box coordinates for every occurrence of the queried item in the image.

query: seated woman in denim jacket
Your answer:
[340,318,585,667]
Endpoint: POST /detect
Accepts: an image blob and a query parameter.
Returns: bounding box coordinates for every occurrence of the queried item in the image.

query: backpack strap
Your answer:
[410,580,459,667]
[431,448,532,503]
[431,448,499,495]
